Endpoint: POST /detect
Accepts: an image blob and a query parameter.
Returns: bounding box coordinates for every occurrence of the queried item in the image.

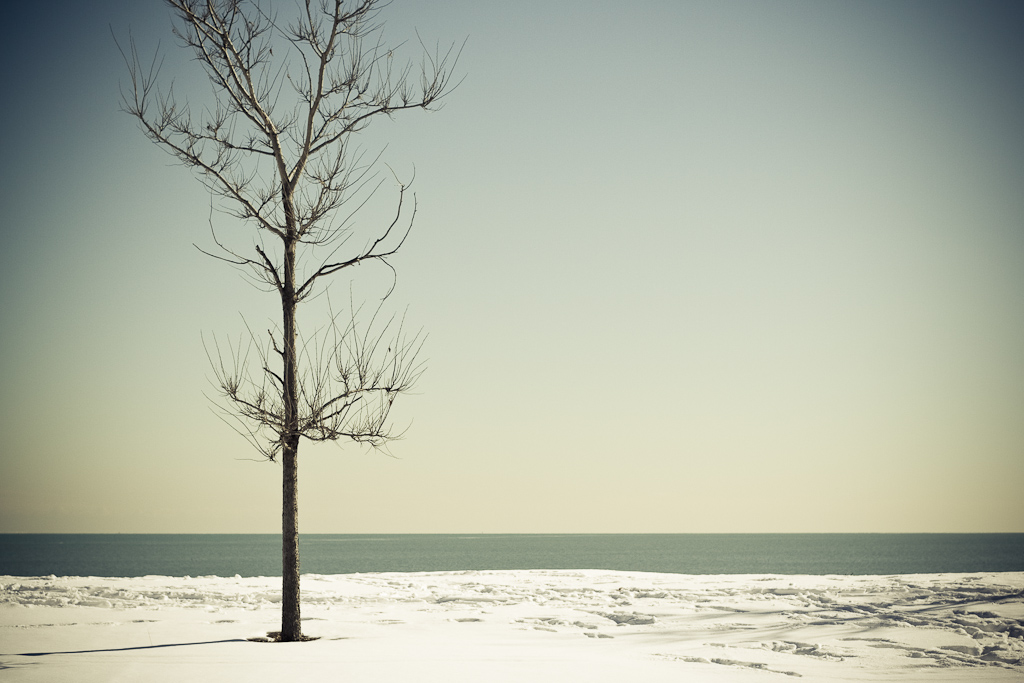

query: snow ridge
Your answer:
[2,570,1022,681]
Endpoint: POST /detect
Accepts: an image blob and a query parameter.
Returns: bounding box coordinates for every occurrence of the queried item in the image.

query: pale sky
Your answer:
[1,0,1022,533]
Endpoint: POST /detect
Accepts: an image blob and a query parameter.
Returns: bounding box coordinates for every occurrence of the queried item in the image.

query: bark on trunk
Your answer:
[280,434,301,641]
[280,230,302,642]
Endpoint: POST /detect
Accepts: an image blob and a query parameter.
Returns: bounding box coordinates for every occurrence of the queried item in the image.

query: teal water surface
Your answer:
[1,534,1021,577]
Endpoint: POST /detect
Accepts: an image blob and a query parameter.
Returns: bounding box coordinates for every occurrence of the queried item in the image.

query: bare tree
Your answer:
[119,0,459,641]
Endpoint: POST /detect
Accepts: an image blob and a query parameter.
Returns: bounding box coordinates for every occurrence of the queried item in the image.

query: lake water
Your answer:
[1,534,1022,577]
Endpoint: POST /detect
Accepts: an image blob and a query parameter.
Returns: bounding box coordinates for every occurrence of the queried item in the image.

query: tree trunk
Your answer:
[280,434,301,641]
[280,231,302,642]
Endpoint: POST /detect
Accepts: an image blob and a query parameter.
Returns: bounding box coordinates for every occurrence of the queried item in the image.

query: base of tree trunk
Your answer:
[246,631,321,643]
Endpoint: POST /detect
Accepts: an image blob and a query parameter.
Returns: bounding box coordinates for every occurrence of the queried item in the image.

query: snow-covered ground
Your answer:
[2,570,1023,682]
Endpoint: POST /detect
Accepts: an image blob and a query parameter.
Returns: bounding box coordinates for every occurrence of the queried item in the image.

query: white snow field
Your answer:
[2,570,1023,682]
